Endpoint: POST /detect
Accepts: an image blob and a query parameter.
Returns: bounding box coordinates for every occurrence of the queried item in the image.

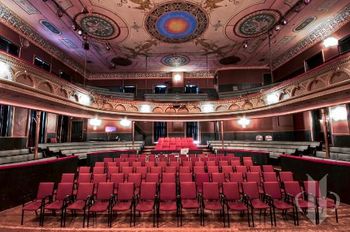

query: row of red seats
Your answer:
[22,176,338,228]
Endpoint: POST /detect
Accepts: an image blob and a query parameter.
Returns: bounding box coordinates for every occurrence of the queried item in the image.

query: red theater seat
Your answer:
[21,182,55,226]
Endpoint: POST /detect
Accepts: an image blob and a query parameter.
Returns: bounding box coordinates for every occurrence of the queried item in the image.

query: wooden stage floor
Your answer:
[0,204,349,232]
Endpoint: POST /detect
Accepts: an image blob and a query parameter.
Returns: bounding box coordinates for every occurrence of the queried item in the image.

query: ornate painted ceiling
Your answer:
[0,0,350,76]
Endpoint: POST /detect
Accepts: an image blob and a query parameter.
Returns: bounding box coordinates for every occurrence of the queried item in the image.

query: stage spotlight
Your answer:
[243,41,248,48]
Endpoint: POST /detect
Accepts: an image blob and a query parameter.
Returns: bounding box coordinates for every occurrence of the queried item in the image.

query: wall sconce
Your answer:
[323,37,338,48]
[120,118,131,127]
[173,73,182,82]
[89,117,102,130]
[330,105,347,121]
[238,117,250,128]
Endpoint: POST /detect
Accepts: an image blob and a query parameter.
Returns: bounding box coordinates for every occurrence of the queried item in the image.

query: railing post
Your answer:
[321,108,330,159]
[34,111,41,160]
[220,120,224,154]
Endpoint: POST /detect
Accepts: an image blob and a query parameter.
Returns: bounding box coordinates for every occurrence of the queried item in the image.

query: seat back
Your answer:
[193,166,205,174]
[110,173,124,185]
[246,172,261,184]
[179,173,193,182]
[93,173,107,184]
[78,166,90,173]
[179,166,191,173]
[61,173,75,183]
[164,166,177,173]
[242,182,259,200]
[96,182,114,200]
[93,167,105,174]
[127,173,142,188]
[249,166,261,173]
[263,172,277,182]
[139,182,157,201]
[207,166,219,174]
[303,181,321,198]
[229,172,244,183]
[76,183,94,200]
[263,182,282,199]
[203,182,219,200]
[262,165,274,172]
[117,183,134,201]
[36,182,55,199]
[56,183,73,201]
[146,173,160,183]
[195,173,210,187]
[160,183,176,201]
[77,173,91,183]
[211,173,225,183]
[284,181,302,197]
[135,166,147,179]
[279,171,294,182]
[121,166,133,175]
[235,166,247,173]
[180,182,197,200]
[162,173,176,183]
[222,182,240,201]
[94,162,104,167]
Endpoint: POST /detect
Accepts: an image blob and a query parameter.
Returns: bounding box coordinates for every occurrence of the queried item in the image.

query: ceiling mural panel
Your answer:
[0,0,349,75]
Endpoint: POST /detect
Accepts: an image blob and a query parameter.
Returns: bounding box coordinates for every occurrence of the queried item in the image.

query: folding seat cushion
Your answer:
[66,183,94,227]
[242,182,272,227]
[158,183,179,226]
[135,182,157,227]
[222,182,248,227]
[201,182,224,226]
[263,182,295,226]
[112,183,135,226]
[21,182,55,226]
[88,182,114,227]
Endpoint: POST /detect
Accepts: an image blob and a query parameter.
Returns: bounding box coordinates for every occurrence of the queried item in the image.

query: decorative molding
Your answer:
[88,72,173,80]
[272,4,350,69]
[0,2,84,74]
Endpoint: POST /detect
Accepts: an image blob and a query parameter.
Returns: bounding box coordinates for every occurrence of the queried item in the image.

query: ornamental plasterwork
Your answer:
[0,2,84,75]
[272,3,350,69]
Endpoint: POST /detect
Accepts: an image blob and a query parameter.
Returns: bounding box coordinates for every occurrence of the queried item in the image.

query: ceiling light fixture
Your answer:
[275,25,281,31]
[243,41,248,48]
[323,37,338,48]
[281,18,288,25]
[120,118,132,127]
[304,0,311,4]
[105,43,111,51]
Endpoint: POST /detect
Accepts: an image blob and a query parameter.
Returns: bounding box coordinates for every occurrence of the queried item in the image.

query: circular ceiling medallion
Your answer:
[219,55,241,65]
[234,10,281,38]
[161,54,190,67]
[145,2,208,43]
[79,13,120,40]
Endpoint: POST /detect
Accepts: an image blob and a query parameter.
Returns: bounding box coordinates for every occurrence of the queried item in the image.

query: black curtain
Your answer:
[154,122,167,142]
[28,110,37,147]
[186,122,198,140]
[39,112,47,143]
[0,104,13,136]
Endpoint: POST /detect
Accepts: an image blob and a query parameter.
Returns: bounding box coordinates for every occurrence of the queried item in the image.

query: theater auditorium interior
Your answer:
[1,0,350,231]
